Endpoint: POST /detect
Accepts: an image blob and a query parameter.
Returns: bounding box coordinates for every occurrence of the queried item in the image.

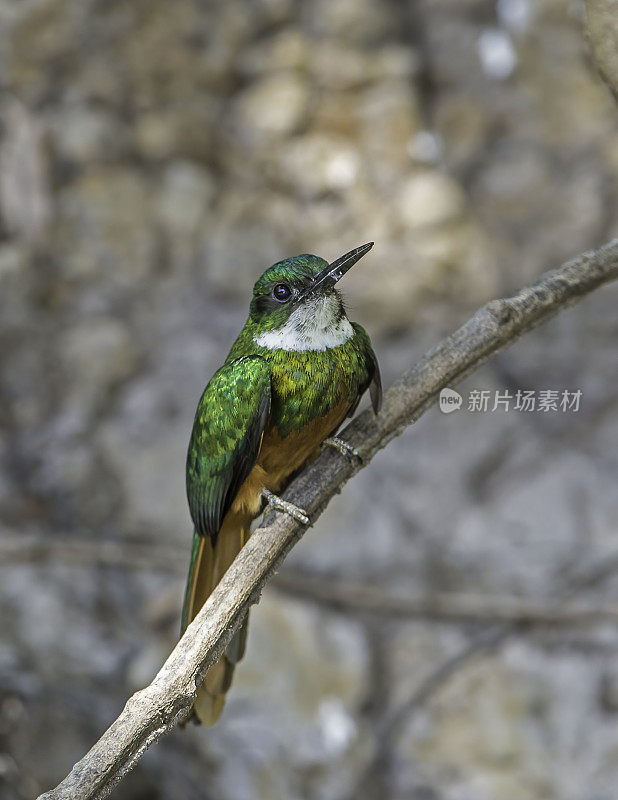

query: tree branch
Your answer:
[272,571,618,628]
[345,520,618,800]
[7,536,618,629]
[37,239,618,800]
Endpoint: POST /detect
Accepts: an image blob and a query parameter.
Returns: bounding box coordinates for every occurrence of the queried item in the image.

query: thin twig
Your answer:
[37,239,618,800]
[0,535,186,572]
[272,571,618,627]
[6,536,618,628]
[344,539,618,800]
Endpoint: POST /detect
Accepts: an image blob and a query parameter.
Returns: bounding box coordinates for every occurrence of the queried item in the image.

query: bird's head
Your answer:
[249,243,373,350]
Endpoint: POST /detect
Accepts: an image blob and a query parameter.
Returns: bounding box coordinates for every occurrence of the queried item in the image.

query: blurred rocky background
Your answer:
[1,0,618,798]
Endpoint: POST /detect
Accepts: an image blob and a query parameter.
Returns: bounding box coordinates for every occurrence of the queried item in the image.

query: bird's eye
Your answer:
[273,283,292,303]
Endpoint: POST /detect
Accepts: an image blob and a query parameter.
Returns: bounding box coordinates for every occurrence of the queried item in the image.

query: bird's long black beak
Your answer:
[296,242,374,302]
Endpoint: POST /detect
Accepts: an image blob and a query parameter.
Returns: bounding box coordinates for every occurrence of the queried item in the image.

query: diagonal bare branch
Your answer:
[37,238,618,800]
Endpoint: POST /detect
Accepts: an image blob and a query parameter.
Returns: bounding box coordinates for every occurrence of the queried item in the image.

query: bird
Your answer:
[181,242,381,725]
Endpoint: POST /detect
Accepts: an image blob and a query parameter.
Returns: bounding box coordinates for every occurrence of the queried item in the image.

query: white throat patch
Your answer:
[254,294,354,352]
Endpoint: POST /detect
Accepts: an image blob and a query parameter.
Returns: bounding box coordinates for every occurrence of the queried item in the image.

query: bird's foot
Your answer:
[262,488,310,525]
[322,436,362,464]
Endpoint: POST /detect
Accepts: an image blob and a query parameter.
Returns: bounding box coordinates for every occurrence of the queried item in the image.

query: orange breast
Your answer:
[230,398,350,518]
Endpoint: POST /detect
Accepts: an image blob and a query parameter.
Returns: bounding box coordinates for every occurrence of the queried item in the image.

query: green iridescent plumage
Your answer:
[249,254,330,330]
[186,356,271,540]
[229,320,377,436]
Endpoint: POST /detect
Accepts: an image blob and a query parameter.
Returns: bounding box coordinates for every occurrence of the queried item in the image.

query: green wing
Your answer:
[186,356,271,542]
[352,322,382,415]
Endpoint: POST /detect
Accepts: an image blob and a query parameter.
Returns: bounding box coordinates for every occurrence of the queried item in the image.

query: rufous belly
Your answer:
[230,398,350,518]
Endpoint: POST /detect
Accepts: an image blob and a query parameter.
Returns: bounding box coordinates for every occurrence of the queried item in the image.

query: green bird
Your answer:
[181,243,381,725]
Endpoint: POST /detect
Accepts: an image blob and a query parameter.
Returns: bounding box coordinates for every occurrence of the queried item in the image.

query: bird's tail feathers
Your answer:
[181,512,250,726]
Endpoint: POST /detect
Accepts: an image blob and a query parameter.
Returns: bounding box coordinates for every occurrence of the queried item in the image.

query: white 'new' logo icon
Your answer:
[439,388,462,414]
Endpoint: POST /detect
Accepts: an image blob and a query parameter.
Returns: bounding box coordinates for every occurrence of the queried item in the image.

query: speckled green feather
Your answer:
[186,355,271,541]
[227,320,376,436]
